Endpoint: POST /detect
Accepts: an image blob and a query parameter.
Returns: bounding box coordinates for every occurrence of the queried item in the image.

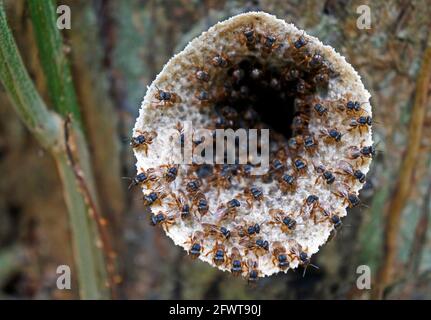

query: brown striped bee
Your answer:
[243,186,264,208]
[268,209,299,233]
[300,194,326,222]
[336,160,366,184]
[279,173,297,193]
[185,231,205,259]
[127,167,157,190]
[143,186,167,207]
[229,247,245,276]
[319,127,343,143]
[211,53,229,68]
[292,157,308,175]
[150,211,175,232]
[202,223,231,242]
[271,241,290,270]
[246,259,260,285]
[130,130,157,155]
[169,190,193,219]
[332,182,361,208]
[240,238,270,256]
[152,87,180,108]
[347,116,372,135]
[206,242,228,266]
[313,163,336,185]
[287,239,318,276]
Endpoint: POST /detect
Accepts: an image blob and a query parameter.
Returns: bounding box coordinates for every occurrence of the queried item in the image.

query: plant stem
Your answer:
[28,0,82,124]
[372,32,431,299]
[0,1,110,299]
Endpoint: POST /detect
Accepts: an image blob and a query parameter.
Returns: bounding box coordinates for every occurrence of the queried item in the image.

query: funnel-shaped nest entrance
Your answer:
[133,12,373,279]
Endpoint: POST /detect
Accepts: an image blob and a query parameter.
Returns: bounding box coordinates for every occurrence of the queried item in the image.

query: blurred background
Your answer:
[0,0,430,299]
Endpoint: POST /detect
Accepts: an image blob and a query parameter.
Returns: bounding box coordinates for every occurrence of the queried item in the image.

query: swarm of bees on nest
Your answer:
[132,12,373,283]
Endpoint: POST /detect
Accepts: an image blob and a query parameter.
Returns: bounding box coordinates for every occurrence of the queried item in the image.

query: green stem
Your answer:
[28,0,82,124]
[0,1,109,299]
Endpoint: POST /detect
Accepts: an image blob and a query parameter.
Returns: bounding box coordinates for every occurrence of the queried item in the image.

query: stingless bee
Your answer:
[130,130,157,155]
[287,239,318,276]
[268,209,299,233]
[150,211,175,232]
[127,167,157,190]
[206,242,228,266]
[271,241,290,270]
[152,86,180,108]
[331,182,361,208]
[229,247,246,276]
[185,231,205,259]
[336,160,366,184]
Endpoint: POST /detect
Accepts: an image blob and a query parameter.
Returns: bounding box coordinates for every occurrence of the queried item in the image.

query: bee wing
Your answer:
[201,223,218,234]
[337,160,354,175]
[239,238,255,248]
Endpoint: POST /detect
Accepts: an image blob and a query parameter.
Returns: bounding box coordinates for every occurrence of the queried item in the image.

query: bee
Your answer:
[159,164,179,183]
[313,103,328,117]
[346,144,375,163]
[206,242,228,266]
[332,182,361,208]
[229,247,245,276]
[348,116,372,135]
[318,211,343,230]
[268,209,298,233]
[194,193,209,216]
[260,33,279,53]
[270,158,285,174]
[303,135,318,154]
[287,239,318,276]
[271,241,290,270]
[150,211,175,231]
[170,190,193,219]
[152,87,180,108]
[313,163,336,185]
[130,130,157,155]
[127,168,157,190]
[319,127,343,143]
[246,259,260,285]
[279,173,297,193]
[301,194,326,221]
[292,157,308,174]
[143,186,167,207]
[308,53,324,69]
[291,114,310,135]
[195,69,210,82]
[287,136,302,151]
[345,100,367,115]
[184,176,202,195]
[235,223,262,239]
[202,223,231,242]
[241,237,270,256]
[185,231,204,259]
[293,34,308,49]
[336,160,366,184]
[211,53,229,68]
[213,198,241,222]
[239,25,256,47]
[243,186,264,208]
[195,90,211,105]
[211,164,236,190]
